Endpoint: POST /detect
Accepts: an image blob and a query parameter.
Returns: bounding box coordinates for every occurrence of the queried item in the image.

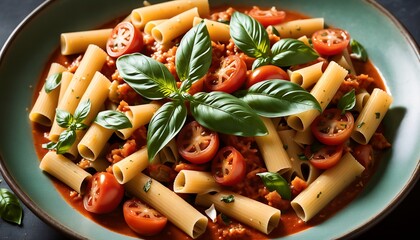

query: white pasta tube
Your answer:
[112,147,149,184]
[60,28,113,55]
[125,172,208,239]
[291,152,365,222]
[173,170,221,194]
[331,48,356,75]
[39,151,91,194]
[293,127,314,146]
[152,8,199,44]
[78,122,114,161]
[29,63,68,127]
[255,117,292,174]
[144,19,167,35]
[273,18,324,38]
[195,191,281,234]
[354,89,370,112]
[193,17,230,42]
[58,71,73,104]
[288,61,324,90]
[287,61,347,132]
[116,101,161,139]
[351,88,393,144]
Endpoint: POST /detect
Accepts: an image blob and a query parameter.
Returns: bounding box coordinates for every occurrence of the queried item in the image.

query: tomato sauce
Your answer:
[30,5,389,240]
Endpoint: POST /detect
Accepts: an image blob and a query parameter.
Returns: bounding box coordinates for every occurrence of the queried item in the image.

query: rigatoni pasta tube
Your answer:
[78,122,114,161]
[49,44,107,141]
[60,28,112,55]
[273,18,324,38]
[58,71,73,104]
[291,152,364,222]
[195,191,281,234]
[288,61,323,90]
[152,8,199,44]
[193,17,230,42]
[144,19,167,36]
[255,117,291,174]
[287,61,347,132]
[112,147,149,184]
[116,101,161,139]
[351,88,393,144]
[39,151,91,194]
[354,89,370,112]
[125,172,208,239]
[29,63,67,127]
[131,0,210,29]
[173,170,221,194]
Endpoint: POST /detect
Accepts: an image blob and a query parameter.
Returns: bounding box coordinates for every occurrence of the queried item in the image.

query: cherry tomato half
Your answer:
[204,55,247,93]
[106,21,143,58]
[83,172,124,214]
[176,121,220,164]
[123,198,168,236]
[304,143,344,169]
[211,146,246,186]
[311,108,355,145]
[246,65,289,88]
[311,28,350,56]
[248,6,286,27]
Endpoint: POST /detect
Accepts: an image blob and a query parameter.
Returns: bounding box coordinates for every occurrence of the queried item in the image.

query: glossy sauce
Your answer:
[31,5,387,240]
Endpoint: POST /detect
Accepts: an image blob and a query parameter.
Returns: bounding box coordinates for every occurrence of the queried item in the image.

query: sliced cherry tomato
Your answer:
[204,55,247,93]
[248,6,286,27]
[311,108,355,145]
[211,146,246,186]
[176,121,220,164]
[123,198,167,236]
[106,21,143,58]
[246,65,289,88]
[311,28,350,56]
[304,143,344,169]
[83,172,124,214]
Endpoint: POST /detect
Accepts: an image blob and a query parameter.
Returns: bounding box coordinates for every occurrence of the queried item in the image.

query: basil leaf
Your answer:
[44,72,62,93]
[74,99,91,123]
[147,101,187,161]
[220,195,235,203]
[239,80,322,117]
[271,38,319,67]
[95,110,132,130]
[251,56,272,70]
[338,89,356,114]
[116,53,178,100]
[55,109,73,128]
[0,188,23,225]
[350,39,368,62]
[190,92,267,136]
[257,172,291,200]
[177,21,212,92]
[55,129,76,154]
[230,11,270,59]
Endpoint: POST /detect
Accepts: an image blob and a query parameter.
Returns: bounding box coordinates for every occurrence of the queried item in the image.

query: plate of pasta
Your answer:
[0,0,419,239]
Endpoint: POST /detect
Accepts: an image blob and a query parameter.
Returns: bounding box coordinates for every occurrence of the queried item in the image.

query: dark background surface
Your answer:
[0,0,418,239]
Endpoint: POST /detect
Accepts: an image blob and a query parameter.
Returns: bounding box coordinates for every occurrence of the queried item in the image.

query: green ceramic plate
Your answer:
[1,0,419,239]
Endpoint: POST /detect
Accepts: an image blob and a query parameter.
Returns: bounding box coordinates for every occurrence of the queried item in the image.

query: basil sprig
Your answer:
[350,39,368,62]
[44,72,62,93]
[43,99,131,154]
[257,172,291,200]
[230,11,319,70]
[337,88,356,114]
[0,188,23,225]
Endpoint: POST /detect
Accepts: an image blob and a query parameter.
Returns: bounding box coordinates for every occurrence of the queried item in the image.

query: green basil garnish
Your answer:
[94,110,132,130]
[257,172,291,200]
[337,88,356,114]
[230,11,318,69]
[44,72,62,93]
[220,195,235,203]
[350,39,368,62]
[0,188,23,225]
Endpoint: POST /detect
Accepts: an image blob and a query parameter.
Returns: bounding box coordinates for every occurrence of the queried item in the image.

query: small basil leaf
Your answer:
[257,172,291,200]
[74,99,91,123]
[230,11,270,59]
[220,195,235,203]
[177,21,212,91]
[350,39,368,62]
[42,141,57,150]
[0,188,23,225]
[44,73,62,93]
[95,110,133,130]
[190,92,267,136]
[251,56,272,70]
[73,122,88,130]
[116,53,178,100]
[55,109,73,128]
[239,80,322,117]
[55,129,76,154]
[271,38,319,67]
[338,89,356,114]
[147,101,187,161]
